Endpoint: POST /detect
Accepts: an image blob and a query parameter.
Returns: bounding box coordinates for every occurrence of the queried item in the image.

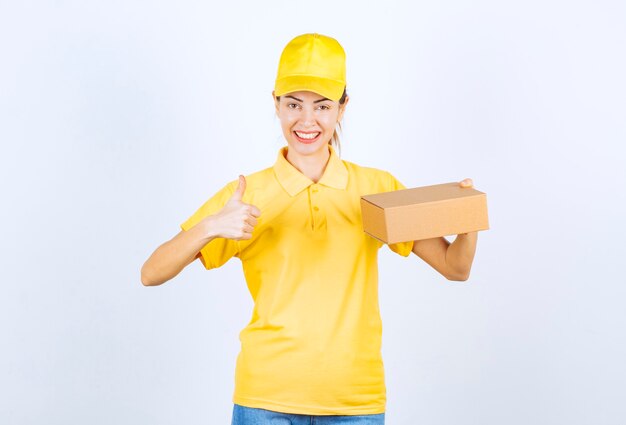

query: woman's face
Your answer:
[273,90,348,158]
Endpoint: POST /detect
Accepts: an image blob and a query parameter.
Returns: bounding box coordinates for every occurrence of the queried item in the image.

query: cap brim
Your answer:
[275,75,344,101]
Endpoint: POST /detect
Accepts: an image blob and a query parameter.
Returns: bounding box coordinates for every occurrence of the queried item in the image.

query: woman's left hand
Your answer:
[459,178,473,188]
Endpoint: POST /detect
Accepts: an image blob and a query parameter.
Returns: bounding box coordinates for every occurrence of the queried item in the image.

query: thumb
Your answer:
[231,175,246,201]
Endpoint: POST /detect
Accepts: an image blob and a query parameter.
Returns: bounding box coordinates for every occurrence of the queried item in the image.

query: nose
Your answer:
[301,107,316,127]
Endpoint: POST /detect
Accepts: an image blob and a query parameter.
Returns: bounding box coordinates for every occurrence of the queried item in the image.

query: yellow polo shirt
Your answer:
[180,144,414,415]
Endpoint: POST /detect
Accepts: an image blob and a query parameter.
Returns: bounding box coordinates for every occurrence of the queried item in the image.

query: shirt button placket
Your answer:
[311,185,320,230]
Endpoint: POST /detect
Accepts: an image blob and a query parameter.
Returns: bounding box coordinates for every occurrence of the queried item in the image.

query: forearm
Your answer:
[141,218,217,286]
[445,231,478,280]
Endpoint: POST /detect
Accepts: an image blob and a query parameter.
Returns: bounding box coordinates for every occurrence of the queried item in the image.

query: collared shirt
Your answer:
[180,144,414,415]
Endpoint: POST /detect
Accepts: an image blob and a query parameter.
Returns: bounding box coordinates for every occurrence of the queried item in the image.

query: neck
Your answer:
[285,145,331,183]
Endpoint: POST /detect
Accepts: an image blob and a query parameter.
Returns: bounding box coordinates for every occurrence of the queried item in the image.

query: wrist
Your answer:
[201,215,221,240]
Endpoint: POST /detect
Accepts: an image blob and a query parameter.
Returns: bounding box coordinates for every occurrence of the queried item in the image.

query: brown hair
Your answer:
[275,87,348,156]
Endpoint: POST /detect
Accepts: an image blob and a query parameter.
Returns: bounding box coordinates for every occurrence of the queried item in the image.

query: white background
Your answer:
[1,1,625,424]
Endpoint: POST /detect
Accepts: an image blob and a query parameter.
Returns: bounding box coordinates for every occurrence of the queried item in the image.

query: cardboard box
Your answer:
[360,182,489,244]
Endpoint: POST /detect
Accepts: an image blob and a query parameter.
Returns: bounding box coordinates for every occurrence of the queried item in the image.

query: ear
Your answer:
[337,95,349,121]
[272,90,279,114]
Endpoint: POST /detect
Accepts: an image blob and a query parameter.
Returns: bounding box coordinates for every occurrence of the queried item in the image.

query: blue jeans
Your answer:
[231,404,385,424]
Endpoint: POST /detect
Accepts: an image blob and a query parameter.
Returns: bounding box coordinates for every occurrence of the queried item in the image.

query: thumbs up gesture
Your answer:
[211,175,261,240]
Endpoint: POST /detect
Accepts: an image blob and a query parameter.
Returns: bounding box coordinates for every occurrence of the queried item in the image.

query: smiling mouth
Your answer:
[293,131,321,143]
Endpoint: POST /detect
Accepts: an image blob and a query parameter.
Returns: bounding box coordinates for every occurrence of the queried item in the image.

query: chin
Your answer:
[292,142,327,156]
[288,136,330,153]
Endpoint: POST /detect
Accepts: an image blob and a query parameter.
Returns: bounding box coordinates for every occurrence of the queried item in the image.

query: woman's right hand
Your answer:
[205,175,261,240]
[141,175,258,286]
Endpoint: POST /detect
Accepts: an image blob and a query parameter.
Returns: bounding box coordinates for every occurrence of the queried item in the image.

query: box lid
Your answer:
[361,182,486,208]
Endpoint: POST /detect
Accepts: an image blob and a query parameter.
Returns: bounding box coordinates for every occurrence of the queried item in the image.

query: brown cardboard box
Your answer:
[360,182,489,244]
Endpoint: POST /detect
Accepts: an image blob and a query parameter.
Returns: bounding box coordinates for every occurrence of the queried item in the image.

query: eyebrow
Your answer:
[285,95,331,103]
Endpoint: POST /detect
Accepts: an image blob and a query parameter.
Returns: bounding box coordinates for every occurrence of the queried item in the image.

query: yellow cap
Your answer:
[274,33,346,102]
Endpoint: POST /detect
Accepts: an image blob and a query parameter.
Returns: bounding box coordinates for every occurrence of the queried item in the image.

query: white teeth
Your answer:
[295,131,320,139]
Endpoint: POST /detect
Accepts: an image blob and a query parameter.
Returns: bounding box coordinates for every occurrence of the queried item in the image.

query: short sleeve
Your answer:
[180,180,240,270]
[384,171,415,257]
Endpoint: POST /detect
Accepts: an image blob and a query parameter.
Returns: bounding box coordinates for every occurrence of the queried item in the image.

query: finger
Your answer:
[250,205,261,217]
[232,175,246,201]
[460,178,473,188]
[246,216,258,226]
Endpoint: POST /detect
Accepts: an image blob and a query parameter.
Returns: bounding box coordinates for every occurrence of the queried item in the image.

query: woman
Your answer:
[141,33,478,425]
